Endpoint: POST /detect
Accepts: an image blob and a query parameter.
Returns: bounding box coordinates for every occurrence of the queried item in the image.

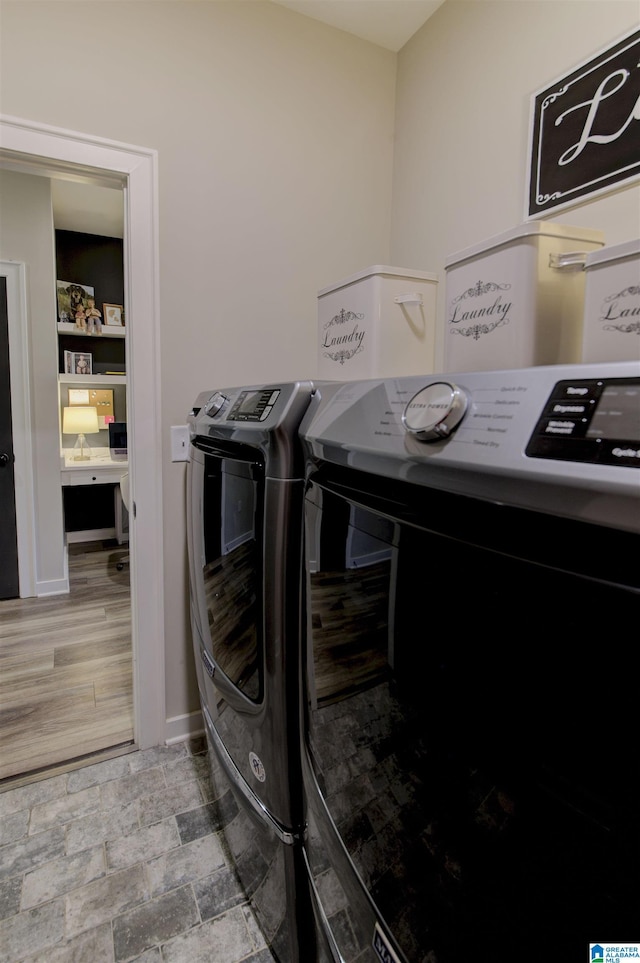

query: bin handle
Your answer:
[394,293,424,305]
[549,251,589,271]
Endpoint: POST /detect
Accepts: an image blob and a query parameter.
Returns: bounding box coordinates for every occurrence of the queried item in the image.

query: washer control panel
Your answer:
[300,363,640,532]
[400,374,640,467]
[526,377,640,467]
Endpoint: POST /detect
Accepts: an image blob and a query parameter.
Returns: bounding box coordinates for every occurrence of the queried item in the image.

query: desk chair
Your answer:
[116,472,130,572]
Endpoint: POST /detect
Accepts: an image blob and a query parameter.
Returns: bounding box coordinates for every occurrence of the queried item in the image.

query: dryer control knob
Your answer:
[402,381,468,442]
[204,392,228,417]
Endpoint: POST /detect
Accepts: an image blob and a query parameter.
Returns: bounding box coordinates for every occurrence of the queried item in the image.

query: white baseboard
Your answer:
[66,527,117,544]
[164,710,204,746]
[37,575,70,596]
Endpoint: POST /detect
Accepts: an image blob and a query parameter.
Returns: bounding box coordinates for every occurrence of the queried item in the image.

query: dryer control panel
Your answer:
[226,388,281,423]
[188,381,317,481]
[525,377,640,467]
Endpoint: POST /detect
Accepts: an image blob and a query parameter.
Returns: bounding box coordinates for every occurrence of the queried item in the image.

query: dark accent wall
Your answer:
[56,230,124,306]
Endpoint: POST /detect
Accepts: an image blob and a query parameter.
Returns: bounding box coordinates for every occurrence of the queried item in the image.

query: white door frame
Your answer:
[0,114,165,750]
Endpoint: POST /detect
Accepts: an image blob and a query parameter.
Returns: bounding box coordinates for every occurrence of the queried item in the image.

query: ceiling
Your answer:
[270,0,445,52]
[51,0,445,237]
[52,179,125,239]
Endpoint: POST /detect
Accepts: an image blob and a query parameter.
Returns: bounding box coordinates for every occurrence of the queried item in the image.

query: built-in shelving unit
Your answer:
[59,373,127,386]
[55,230,127,537]
[57,322,125,338]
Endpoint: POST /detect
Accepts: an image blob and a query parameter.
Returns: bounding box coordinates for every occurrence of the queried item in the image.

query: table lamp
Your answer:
[62,406,100,461]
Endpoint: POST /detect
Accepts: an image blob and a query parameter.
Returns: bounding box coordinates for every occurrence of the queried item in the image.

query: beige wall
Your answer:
[392,1,640,367]
[0,1,396,727]
[1,0,638,736]
[0,171,67,592]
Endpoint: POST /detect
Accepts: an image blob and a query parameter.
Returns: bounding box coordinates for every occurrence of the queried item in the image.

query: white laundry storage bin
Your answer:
[581,239,640,363]
[443,222,604,372]
[317,265,438,380]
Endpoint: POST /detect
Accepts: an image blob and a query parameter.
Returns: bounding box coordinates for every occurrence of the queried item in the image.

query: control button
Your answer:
[260,406,273,421]
[546,400,594,417]
[549,380,602,402]
[539,417,588,439]
[402,381,468,442]
[268,390,280,405]
[525,437,598,463]
[598,441,640,467]
[204,392,227,417]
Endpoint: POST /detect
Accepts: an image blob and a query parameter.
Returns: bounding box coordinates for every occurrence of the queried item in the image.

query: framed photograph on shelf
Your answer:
[68,351,93,376]
[103,303,124,327]
[57,280,94,324]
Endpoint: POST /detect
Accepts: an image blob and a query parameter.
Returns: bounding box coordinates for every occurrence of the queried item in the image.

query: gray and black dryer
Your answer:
[186,381,332,963]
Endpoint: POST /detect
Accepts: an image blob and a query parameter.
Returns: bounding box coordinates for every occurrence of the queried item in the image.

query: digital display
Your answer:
[237,391,262,413]
[227,388,280,422]
[586,384,640,441]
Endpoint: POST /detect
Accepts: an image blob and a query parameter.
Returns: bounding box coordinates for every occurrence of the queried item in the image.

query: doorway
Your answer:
[1,183,135,781]
[0,114,165,765]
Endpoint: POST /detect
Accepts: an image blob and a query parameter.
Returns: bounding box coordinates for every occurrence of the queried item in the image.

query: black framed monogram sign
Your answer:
[527,28,640,218]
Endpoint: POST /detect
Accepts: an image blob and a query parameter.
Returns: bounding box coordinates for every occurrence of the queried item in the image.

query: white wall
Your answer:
[0,0,396,727]
[0,171,67,594]
[391,1,640,369]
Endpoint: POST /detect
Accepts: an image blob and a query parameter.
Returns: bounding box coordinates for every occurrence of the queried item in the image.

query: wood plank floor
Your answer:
[0,540,134,786]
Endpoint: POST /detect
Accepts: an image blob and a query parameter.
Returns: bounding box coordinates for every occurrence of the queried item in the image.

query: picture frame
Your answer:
[103,303,124,327]
[57,280,95,324]
[526,27,640,218]
[69,351,93,376]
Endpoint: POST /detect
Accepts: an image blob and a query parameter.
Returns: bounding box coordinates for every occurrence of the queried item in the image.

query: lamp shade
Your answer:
[62,406,100,435]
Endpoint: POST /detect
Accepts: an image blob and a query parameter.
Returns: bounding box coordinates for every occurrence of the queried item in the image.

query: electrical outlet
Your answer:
[171,425,190,462]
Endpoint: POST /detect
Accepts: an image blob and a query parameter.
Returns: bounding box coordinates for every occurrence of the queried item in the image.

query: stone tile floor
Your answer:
[0,738,276,963]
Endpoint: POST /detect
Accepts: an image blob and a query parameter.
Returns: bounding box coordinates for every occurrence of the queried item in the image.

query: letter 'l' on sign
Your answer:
[527,27,640,217]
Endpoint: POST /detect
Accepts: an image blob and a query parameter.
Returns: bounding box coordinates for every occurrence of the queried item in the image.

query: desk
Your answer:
[61,448,129,543]
[61,448,128,483]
